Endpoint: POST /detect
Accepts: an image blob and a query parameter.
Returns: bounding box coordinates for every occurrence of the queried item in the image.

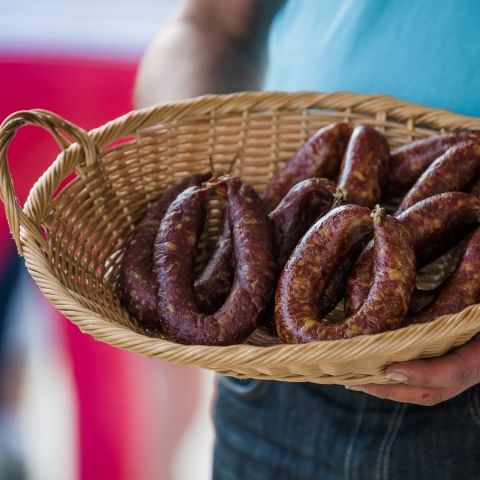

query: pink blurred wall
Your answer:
[0,52,159,480]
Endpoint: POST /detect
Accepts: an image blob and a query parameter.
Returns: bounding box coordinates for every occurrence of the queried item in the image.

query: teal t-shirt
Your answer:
[265,0,480,117]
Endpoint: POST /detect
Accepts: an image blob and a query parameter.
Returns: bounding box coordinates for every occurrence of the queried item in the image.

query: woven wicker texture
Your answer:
[2,91,480,385]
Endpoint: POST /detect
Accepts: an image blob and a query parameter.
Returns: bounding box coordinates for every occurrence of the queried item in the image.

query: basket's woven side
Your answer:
[2,91,477,385]
[87,92,480,154]
[0,110,98,256]
[18,219,480,385]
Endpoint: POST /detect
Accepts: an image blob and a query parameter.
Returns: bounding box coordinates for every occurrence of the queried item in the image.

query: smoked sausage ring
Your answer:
[337,125,390,208]
[275,205,415,343]
[262,122,352,211]
[388,130,480,194]
[396,142,480,214]
[154,177,276,345]
[118,173,209,332]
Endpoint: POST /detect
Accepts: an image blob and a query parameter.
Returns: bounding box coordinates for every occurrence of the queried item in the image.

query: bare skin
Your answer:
[135,0,284,106]
[135,0,480,406]
[347,335,480,406]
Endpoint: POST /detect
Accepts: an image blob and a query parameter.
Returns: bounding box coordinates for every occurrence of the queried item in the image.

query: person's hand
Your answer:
[346,335,480,405]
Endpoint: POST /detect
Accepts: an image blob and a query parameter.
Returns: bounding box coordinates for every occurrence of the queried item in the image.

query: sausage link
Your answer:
[397,192,480,255]
[259,178,337,334]
[269,177,335,267]
[337,125,390,208]
[389,130,480,193]
[275,206,415,343]
[344,213,415,332]
[154,178,276,345]
[412,227,480,323]
[262,123,352,211]
[396,142,480,214]
[345,192,480,315]
[118,173,209,332]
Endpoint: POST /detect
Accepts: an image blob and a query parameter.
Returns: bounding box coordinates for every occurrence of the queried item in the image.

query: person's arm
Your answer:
[134,0,284,107]
[135,0,480,409]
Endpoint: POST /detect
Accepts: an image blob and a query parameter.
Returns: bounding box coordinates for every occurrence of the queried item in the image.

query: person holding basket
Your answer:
[135,1,480,478]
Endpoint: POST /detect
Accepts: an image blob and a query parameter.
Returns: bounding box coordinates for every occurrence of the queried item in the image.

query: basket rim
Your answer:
[13,90,480,379]
[89,91,480,148]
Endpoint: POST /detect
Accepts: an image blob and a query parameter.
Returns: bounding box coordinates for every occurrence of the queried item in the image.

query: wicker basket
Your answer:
[2,91,480,386]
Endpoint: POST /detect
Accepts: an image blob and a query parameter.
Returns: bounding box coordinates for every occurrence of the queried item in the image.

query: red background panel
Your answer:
[0,53,150,480]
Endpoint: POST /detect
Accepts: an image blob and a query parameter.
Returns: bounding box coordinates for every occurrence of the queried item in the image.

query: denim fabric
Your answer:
[213,377,480,480]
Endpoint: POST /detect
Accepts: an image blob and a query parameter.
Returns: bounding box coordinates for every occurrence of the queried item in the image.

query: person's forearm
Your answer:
[135,21,261,106]
[134,0,283,107]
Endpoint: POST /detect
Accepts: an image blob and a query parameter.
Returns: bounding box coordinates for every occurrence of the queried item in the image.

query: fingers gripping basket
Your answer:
[2,92,480,385]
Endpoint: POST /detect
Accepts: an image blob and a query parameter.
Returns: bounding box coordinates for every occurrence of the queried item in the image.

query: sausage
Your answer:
[396,142,480,214]
[275,206,415,343]
[388,130,480,193]
[259,178,337,334]
[345,192,480,315]
[412,222,477,267]
[154,177,276,345]
[262,123,352,211]
[269,177,336,267]
[397,192,480,257]
[337,125,390,207]
[412,226,480,323]
[118,173,209,332]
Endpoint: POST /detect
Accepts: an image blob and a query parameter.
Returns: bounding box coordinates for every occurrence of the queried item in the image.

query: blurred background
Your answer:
[0,1,215,479]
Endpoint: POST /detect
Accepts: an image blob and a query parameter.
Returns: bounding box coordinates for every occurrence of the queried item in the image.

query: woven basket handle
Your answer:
[0,109,96,255]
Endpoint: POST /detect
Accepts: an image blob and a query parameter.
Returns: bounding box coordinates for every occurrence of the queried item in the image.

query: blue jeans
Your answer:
[213,377,480,479]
